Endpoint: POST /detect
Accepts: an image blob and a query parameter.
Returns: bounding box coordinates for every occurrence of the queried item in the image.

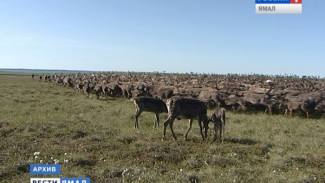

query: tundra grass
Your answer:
[0,75,325,183]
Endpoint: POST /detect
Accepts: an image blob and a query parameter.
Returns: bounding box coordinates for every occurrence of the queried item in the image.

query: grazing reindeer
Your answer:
[134,96,168,129]
[163,97,209,141]
[210,108,226,142]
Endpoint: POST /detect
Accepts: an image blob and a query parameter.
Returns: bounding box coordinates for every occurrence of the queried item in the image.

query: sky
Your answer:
[0,0,325,76]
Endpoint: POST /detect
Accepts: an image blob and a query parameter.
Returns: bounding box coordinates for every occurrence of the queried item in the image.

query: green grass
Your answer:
[1,75,325,183]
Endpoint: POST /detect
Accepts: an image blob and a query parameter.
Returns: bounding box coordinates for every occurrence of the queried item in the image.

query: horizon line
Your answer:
[0,68,324,78]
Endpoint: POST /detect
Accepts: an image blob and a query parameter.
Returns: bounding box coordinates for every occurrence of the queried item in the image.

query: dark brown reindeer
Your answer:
[210,108,226,142]
[133,96,168,129]
[162,97,209,141]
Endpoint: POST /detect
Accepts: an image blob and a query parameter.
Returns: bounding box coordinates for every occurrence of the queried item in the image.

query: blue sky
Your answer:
[0,0,324,76]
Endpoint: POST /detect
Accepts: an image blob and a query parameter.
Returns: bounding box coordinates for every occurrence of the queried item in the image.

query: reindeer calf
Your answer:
[210,108,226,142]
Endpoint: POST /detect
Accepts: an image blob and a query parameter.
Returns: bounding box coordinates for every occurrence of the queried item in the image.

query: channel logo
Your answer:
[30,164,90,183]
[30,178,60,183]
[61,178,90,183]
[256,0,302,4]
[256,0,302,14]
[30,178,90,183]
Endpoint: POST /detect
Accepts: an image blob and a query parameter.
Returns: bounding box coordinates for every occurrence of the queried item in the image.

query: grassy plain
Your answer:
[0,75,325,183]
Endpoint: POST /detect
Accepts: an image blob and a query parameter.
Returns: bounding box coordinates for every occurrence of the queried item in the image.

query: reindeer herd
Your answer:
[36,72,325,141]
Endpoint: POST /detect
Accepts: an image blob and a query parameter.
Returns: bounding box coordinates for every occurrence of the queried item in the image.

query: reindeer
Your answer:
[162,97,209,141]
[280,100,318,119]
[210,108,226,142]
[133,96,168,129]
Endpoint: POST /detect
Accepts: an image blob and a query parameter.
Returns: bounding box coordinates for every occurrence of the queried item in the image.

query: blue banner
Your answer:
[30,164,61,175]
[61,178,91,183]
[256,0,290,4]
